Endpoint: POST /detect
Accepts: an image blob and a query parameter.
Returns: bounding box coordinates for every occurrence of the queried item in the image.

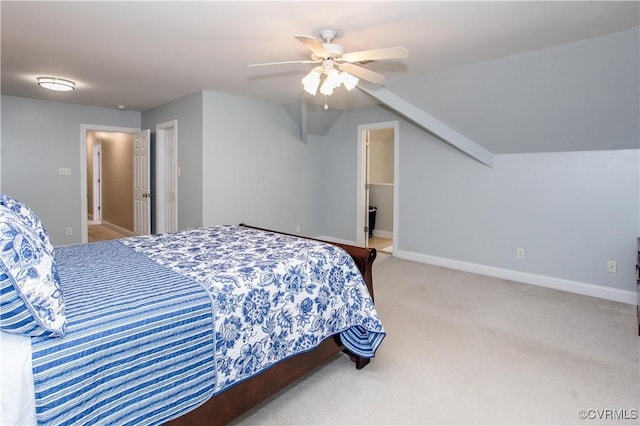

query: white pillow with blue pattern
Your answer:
[0,193,53,254]
[0,204,66,337]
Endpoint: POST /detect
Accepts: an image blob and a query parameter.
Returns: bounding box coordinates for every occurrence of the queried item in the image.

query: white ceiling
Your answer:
[2,1,638,112]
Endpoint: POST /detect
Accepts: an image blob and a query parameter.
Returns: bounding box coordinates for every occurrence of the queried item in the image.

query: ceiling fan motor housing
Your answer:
[319,29,344,58]
[322,43,344,57]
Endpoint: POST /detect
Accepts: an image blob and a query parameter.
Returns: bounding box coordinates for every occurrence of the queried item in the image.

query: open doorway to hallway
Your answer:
[86,130,136,241]
[81,124,139,243]
[81,122,178,243]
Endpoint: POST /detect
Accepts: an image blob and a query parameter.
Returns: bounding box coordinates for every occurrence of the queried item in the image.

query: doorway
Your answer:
[356,121,399,253]
[81,125,140,243]
[80,123,178,243]
[86,130,136,241]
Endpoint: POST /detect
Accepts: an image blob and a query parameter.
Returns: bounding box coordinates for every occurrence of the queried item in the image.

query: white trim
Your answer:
[394,249,637,305]
[356,127,367,247]
[392,125,399,256]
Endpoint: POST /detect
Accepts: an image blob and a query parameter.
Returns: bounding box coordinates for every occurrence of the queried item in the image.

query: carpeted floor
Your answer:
[234,253,639,425]
[88,224,129,242]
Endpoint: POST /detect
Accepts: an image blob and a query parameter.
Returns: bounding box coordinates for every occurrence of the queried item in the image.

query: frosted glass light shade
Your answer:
[301,69,321,95]
[341,72,359,90]
[37,77,75,91]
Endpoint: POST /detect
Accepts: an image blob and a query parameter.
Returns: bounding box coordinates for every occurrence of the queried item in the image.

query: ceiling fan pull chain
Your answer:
[324,95,329,110]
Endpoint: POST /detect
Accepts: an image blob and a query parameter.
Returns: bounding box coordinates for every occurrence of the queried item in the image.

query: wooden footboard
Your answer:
[166,225,377,426]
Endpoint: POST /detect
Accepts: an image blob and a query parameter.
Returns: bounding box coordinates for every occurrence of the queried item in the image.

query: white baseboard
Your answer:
[372,229,393,239]
[394,249,637,305]
[314,235,635,305]
[101,221,135,237]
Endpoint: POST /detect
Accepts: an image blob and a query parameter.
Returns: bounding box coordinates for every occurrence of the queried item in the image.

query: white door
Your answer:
[156,120,178,234]
[133,129,151,235]
[92,142,102,223]
[364,130,371,246]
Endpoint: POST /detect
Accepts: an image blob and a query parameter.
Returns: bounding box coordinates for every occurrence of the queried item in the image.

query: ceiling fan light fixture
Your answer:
[301,68,321,95]
[324,68,342,91]
[341,72,359,91]
[37,77,75,91]
[319,79,335,96]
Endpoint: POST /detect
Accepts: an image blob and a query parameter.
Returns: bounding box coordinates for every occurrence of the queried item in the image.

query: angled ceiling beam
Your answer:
[301,97,308,144]
[358,82,494,167]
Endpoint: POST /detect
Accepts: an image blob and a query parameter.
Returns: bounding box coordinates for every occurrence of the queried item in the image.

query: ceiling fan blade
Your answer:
[294,35,331,58]
[248,60,319,67]
[341,47,409,63]
[338,63,386,84]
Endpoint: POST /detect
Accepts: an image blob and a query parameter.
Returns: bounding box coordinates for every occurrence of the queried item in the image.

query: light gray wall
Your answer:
[403,123,638,292]
[312,27,639,294]
[317,102,639,292]
[388,27,639,154]
[141,91,203,231]
[1,25,636,298]
[201,90,319,236]
[1,96,140,245]
[317,106,400,240]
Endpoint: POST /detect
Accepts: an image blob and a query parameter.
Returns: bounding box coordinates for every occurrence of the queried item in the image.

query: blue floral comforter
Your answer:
[121,225,385,393]
[32,225,385,425]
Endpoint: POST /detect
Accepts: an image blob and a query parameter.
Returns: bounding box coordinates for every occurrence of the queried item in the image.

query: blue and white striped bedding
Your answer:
[31,225,385,425]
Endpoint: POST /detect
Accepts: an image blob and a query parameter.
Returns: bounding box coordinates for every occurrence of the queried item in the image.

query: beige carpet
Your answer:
[88,224,129,242]
[380,245,393,254]
[234,253,639,425]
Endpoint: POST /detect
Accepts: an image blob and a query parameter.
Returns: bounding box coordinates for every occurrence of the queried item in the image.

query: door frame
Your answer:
[356,121,399,249]
[80,124,140,244]
[155,120,178,234]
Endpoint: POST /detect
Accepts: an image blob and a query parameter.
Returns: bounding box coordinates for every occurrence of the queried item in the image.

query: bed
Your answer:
[0,195,385,426]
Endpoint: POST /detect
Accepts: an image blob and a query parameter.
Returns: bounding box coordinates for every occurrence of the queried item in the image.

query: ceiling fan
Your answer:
[249,30,408,108]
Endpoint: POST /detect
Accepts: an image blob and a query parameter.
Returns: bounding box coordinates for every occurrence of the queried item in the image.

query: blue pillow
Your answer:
[0,193,53,254]
[0,206,66,337]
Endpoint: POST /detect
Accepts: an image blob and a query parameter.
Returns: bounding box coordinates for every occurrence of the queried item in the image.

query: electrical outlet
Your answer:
[516,248,525,259]
[65,227,72,236]
[607,260,617,273]
[58,168,71,176]
[296,224,301,233]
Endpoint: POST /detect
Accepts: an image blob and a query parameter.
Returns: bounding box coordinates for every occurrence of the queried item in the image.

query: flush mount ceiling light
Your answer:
[37,77,75,92]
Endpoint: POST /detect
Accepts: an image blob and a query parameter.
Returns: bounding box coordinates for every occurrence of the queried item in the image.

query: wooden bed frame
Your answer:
[166,225,377,426]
